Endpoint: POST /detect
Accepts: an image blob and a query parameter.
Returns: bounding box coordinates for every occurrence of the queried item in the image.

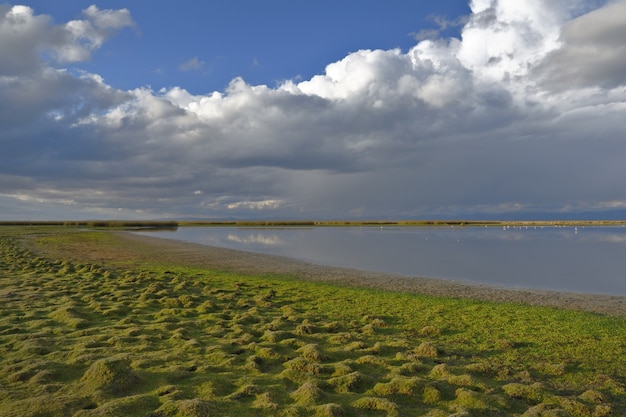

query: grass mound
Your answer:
[313,403,344,417]
[297,343,327,362]
[73,394,160,417]
[49,305,89,329]
[328,371,370,393]
[414,341,439,358]
[352,396,399,417]
[0,228,625,416]
[153,398,215,417]
[290,381,325,405]
[372,376,422,396]
[80,355,140,396]
[502,382,545,402]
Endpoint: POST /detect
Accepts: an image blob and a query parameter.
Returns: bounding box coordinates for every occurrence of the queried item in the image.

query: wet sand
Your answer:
[113,232,626,317]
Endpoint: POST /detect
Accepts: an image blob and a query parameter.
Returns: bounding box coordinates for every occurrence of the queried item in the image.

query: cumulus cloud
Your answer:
[55,5,135,62]
[0,4,50,74]
[0,4,134,75]
[536,0,626,89]
[1,1,626,219]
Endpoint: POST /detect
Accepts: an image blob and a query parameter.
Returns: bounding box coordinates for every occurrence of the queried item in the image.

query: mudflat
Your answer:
[110,232,626,317]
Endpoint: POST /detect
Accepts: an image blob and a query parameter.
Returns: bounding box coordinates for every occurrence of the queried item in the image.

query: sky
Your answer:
[1,0,626,220]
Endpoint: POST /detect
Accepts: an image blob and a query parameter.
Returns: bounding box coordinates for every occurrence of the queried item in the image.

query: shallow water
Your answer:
[136,225,626,296]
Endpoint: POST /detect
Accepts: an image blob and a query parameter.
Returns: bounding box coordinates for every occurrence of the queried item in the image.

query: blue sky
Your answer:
[22,1,470,94]
[2,1,626,220]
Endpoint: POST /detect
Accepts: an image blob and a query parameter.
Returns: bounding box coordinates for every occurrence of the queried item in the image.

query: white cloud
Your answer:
[82,5,134,32]
[1,1,626,219]
[458,0,566,86]
[227,200,284,210]
[179,57,205,72]
[0,4,134,74]
[0,5,52,74]
[56,5,134,63]
[536,0,626,89]
[294,48,414,101]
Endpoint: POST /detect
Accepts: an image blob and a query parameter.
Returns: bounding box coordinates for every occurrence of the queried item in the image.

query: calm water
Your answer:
[135,226,626,296]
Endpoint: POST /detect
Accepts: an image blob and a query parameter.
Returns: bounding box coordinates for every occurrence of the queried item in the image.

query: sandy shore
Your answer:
[109,232,626,317]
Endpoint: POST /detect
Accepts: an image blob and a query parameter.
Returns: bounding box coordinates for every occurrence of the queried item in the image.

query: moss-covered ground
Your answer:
[0,227,624,416]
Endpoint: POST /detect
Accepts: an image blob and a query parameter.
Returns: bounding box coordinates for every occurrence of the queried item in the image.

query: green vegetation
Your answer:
[0,220,178,229]
[0,227,625,416]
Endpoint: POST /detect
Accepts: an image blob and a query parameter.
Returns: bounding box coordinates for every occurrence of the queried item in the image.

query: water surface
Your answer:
[136,226,626,296]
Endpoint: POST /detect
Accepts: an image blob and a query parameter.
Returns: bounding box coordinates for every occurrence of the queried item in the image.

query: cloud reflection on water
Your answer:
[136,226,626,296]
[227,233,284,246]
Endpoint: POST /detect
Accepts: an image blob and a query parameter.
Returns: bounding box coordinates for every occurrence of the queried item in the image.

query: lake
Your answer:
[135,225,626,296]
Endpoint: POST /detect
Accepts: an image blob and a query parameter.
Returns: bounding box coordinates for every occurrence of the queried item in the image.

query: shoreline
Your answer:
[115,232,626,317]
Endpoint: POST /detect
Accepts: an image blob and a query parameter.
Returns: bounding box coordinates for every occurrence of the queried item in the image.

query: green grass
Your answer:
[0,227,624,416]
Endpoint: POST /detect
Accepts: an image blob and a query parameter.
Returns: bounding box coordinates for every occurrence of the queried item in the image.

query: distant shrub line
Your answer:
[2,219,625,228]
[0,220,179,228]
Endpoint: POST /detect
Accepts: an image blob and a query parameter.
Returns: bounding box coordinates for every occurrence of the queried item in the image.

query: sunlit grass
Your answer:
[0,227,624,416]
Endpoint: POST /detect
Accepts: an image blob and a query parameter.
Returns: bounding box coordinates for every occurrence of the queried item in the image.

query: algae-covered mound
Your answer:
[2,229,626,416]
[153,398,215,417]
[80,355,140,396]
[290,381,325,405]
[72,394,160,417]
